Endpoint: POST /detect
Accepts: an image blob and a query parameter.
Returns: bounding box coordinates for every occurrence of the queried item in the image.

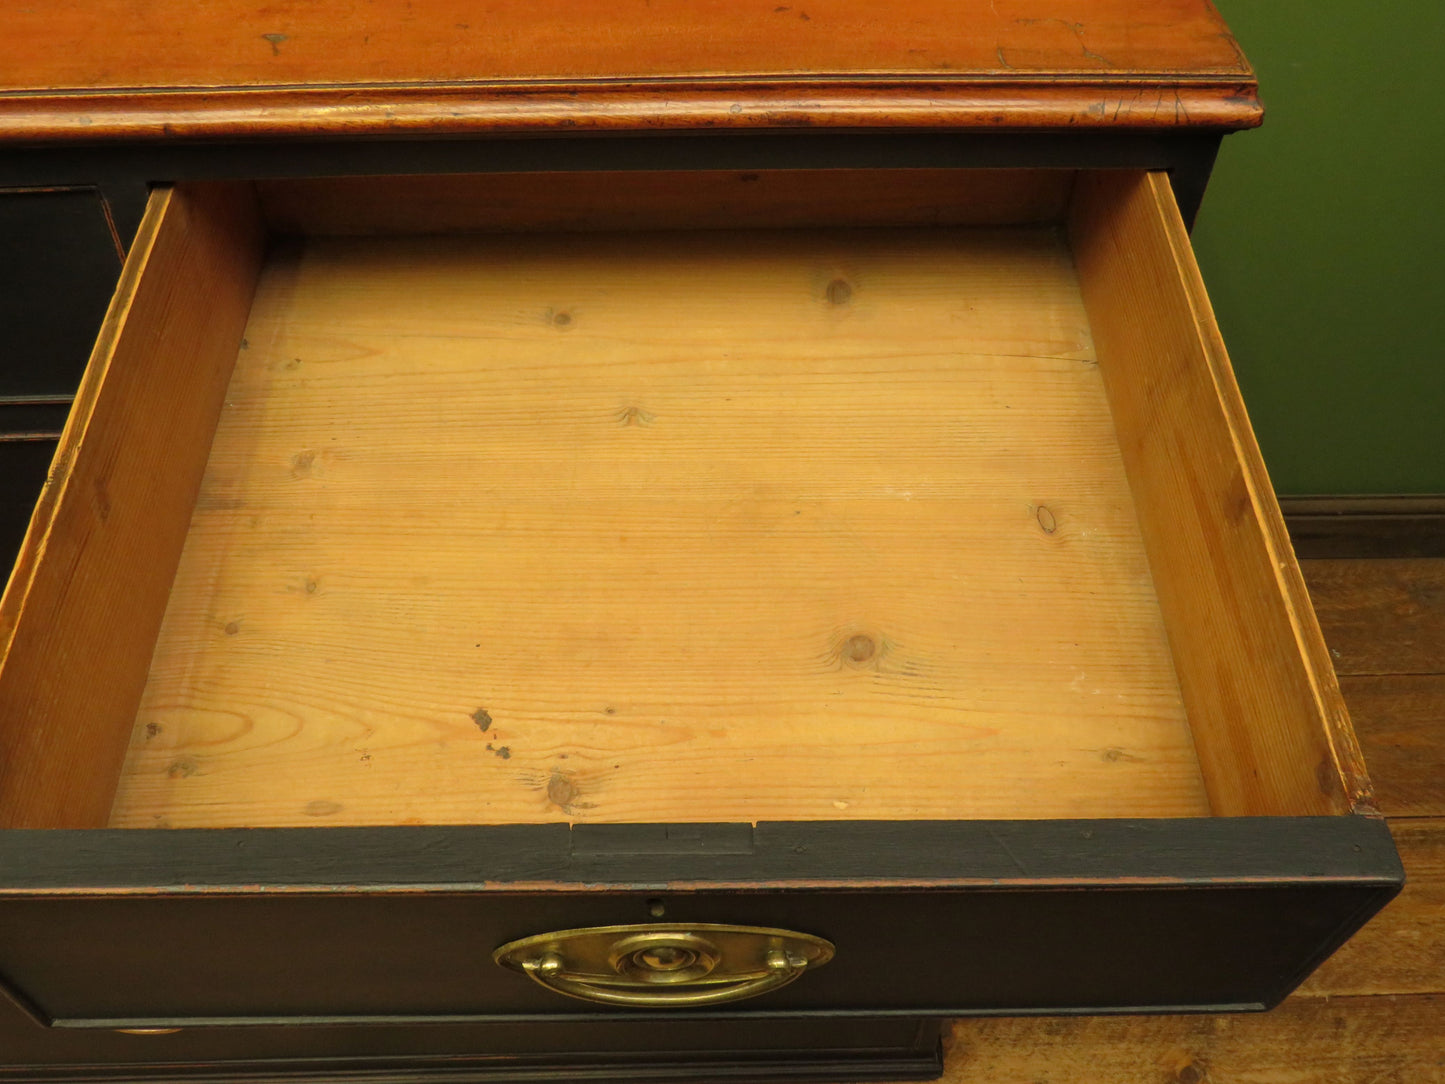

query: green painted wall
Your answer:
[1192,2,1445,494]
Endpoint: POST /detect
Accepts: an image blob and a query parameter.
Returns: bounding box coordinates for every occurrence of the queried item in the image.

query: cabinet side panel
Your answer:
[1068,170,1368,817]
[0,183,265,828]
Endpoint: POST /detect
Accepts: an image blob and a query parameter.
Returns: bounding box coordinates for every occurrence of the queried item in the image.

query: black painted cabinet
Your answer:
[0,189,122,398]
[0,139,1403,1083]
[0,188,123,575]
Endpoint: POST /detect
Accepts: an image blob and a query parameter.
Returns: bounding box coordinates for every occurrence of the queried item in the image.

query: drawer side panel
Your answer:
[0,184,265,829]
[1070,171,1368,817]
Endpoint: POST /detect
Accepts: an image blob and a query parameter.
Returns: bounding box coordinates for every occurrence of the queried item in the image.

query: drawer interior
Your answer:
[0,169,1371,829]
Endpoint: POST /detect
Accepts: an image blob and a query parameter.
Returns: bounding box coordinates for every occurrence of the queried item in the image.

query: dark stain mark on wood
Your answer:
[224,621,241,636]
[1036,505,1058,533]
[239,338,250,350]
[547,770,579,811]
[262,33,288,56]
[1174,1061,1206,1084]
[471,707,492,732]
[1317,754,1343,800]
[1224,470,1252,526]
[826,278,853,305]
[604,706,616,715]
[1101,747,1143,763]
[92,476,111,522]
[144,722,162,740]
[494,746,512,760]
[303,575,319,595]
[290,450,316,477]
[304,799,343,817]
[166,758,199,779]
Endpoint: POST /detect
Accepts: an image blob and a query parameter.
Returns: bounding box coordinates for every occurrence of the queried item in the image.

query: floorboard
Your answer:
[1299,818,1445,998]
[1341,674,1445,817]
[944,993,1445,1083]
[1301,559,1445,676]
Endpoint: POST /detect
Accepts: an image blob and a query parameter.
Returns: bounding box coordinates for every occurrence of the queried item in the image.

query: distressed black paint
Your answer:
[0,817,1402,1029]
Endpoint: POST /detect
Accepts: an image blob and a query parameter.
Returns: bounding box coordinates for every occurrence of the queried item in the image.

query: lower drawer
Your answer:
[0,168,1401,1050]
[0,1007,946,1082]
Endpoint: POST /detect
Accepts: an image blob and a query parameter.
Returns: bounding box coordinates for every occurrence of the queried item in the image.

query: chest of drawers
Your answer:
[0,3,1401,1080]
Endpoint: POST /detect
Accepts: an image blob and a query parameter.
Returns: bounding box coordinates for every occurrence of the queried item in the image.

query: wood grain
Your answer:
[1341,675,1445,818]
[0,1,1259,142]
[944,993,1445,1083]
[0,0,1252,89]
[1299,818,1445,998]
[0,183,264,829]
[257,170,1075,237]
[110,225,1209,828]
[1069,171,1367,818]
[0,84,1264,144]
[1303,558,1445,677]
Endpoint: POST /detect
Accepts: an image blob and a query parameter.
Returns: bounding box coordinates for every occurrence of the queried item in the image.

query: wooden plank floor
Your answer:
[939,558,1445,1083]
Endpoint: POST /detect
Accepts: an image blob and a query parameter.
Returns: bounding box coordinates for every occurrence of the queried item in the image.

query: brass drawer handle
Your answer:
[494,923,834,1007]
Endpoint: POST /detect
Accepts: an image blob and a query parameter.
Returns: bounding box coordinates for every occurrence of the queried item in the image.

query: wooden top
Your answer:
[0,0,1259,144]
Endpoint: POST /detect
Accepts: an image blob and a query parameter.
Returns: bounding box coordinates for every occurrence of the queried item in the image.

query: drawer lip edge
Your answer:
[0,816,1403,893]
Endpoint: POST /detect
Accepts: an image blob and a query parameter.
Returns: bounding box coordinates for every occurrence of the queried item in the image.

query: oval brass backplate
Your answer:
[493,923,834,1007]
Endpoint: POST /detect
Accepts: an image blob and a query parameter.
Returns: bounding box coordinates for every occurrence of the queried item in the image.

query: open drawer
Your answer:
[0,169,1400,1031]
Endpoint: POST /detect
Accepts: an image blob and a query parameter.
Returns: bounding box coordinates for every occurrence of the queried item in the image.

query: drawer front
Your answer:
[0,1006,944,1081]
[0,819,1401,1028]
[0,884,1389,1026]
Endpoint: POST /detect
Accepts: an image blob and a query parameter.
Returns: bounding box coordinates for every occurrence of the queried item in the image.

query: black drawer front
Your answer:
[0,818,1401,1027]
[0,882,1389,1026]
